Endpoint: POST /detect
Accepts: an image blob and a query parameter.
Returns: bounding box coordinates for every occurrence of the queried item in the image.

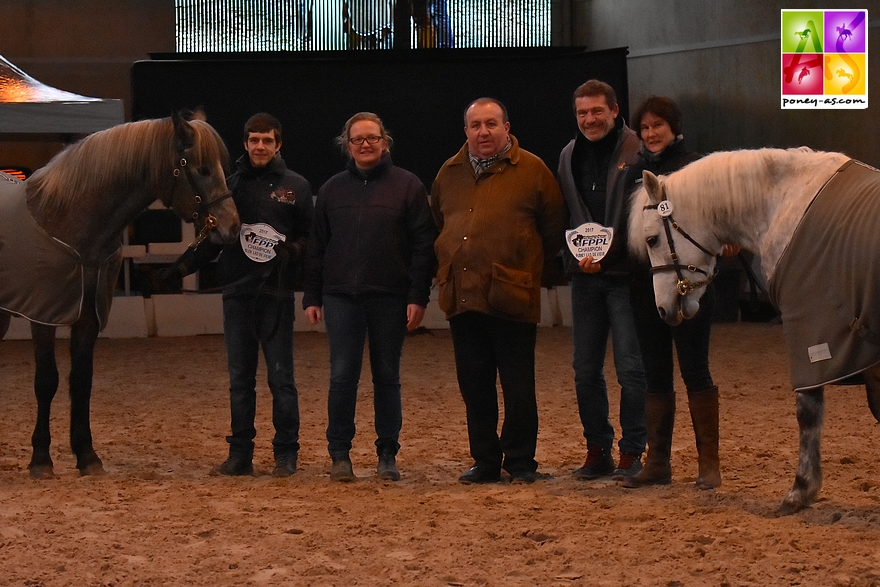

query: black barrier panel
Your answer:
[132,47,628,191]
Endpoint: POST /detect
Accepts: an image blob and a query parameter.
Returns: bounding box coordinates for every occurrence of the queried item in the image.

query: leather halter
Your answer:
[173,144,233,247]
[644,196,717,297]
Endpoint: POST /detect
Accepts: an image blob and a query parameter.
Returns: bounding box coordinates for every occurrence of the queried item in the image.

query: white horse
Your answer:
[628,147,880,514]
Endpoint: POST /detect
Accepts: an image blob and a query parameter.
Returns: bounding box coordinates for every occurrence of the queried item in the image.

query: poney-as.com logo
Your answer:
[781,9,868,109]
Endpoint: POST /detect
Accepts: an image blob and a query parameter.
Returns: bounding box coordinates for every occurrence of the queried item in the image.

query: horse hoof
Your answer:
[78,462,106,476]
[779,494,809,516]
[28,465,56,480]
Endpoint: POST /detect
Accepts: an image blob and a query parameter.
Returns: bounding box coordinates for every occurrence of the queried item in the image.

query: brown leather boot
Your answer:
[688,386,721,490]
[621,393,675,488]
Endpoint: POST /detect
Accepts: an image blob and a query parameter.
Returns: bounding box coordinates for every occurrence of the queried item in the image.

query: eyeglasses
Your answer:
[349,136,382,145]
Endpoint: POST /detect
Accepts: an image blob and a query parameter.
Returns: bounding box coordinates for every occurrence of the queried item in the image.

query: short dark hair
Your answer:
[243,112,282,143]
[572,80,617,111]
[463,97,509,123]
[632,96,683,136]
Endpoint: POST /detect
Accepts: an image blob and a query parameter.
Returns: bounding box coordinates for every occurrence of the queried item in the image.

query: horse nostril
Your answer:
[657,306,667,321]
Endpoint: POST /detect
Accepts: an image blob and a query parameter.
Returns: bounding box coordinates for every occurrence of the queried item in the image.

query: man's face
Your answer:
[575,95,619,142]
[464,102,510,159]
[244,131,280,168]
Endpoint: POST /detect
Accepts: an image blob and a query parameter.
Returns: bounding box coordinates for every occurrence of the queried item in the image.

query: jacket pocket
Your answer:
[436,262,454,314]
[488,262,533,317]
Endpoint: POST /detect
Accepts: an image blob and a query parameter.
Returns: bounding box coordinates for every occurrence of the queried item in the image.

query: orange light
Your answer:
[1,167,29,180]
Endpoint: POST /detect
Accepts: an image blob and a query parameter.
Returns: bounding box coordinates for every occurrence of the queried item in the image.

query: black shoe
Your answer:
[377,454,401,481]
[330,457,356,482]
[610,452,642,481]
[572,447,615,480]
[210,456,254,476]
[458,465,501,484]
[509,470,537,484]
[272,454,298,477]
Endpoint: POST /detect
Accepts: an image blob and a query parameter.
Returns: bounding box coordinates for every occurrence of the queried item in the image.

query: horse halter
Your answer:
[173,145,233,247]
[644,196,717,297]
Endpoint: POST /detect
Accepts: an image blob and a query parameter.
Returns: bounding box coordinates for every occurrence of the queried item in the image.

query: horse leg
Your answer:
[0,310,10,340]
[69,316,104,476]
[29,323,60,479]
[779,386,824,515]
[862,364,880,423]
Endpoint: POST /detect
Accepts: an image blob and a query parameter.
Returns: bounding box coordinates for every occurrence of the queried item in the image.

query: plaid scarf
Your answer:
[469,138,513,174]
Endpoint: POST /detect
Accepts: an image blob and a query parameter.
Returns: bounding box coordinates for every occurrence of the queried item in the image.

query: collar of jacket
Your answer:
[345,150,393,180]
[235,153,287,177]
[572,116,628,153]
[449,133,522,171]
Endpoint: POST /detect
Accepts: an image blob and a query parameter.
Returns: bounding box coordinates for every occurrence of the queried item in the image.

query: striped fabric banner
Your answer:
[175,0,550,51]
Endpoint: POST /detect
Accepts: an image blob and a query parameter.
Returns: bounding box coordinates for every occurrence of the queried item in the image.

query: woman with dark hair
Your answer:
[621,96,737,490]
[303,112,437,483]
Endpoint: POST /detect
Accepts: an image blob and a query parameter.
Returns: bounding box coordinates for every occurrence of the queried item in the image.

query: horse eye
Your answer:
[646,236,659,248]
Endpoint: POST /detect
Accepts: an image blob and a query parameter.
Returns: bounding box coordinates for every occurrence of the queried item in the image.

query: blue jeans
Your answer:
[449,312,538,475]
[323,293,407,459]
[570,273,647,455]
[223,294,299,458]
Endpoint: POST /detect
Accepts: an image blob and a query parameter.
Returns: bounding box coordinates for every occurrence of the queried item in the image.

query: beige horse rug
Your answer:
[771,160,880,390]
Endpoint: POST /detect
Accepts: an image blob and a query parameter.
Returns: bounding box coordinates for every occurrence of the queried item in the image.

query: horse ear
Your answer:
[171,111,195,151]
[642,170,665,205]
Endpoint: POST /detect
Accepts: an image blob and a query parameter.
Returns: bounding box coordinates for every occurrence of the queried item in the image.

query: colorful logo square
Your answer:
[781,9,868,109]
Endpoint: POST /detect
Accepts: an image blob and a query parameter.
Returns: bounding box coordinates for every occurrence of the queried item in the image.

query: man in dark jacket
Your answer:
[174,112,313,477]
[557,80,647,482]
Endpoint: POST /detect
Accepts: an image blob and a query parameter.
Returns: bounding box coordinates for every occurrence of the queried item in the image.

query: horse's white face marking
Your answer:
[641,172,717,325]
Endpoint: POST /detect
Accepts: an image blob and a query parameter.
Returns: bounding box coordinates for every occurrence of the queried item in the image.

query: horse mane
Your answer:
[628,147,849,259]
[26,117,229,213]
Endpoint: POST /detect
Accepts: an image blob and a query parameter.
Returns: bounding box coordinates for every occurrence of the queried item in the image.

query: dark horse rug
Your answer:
[0,173,120,329]
[771,160,880,390]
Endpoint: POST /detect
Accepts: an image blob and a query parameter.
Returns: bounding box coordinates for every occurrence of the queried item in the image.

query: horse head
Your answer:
[631,170,721,326]
[166,111,240,244]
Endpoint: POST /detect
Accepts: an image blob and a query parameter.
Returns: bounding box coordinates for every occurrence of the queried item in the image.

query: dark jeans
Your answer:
[323,293,407,459]
[449,311,538,475]
[223,294,299,458]
[630,271,716,394]
[570,273,647,456]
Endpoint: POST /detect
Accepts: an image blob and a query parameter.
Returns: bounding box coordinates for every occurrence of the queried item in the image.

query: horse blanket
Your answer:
[0,174,120,329]
[771,159,880,390]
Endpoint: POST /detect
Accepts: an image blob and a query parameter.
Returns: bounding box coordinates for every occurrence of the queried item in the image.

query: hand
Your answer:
[578,256,601,274]
[304,306,323,325]
[276,240,304,263]
[406,304,426,331]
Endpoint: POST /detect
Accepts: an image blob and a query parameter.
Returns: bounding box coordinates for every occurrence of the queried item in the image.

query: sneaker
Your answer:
[377,454,401,481]
[572,446,615,480]
[272,454,298,477]
[610,452,643,481]
[210,456,254,477]
[330,457,356,482]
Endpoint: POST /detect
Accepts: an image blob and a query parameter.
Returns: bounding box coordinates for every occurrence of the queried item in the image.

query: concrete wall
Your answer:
[563,0,879,164]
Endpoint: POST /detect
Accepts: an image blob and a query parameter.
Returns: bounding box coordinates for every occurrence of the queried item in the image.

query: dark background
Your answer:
[131,47,629,191]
